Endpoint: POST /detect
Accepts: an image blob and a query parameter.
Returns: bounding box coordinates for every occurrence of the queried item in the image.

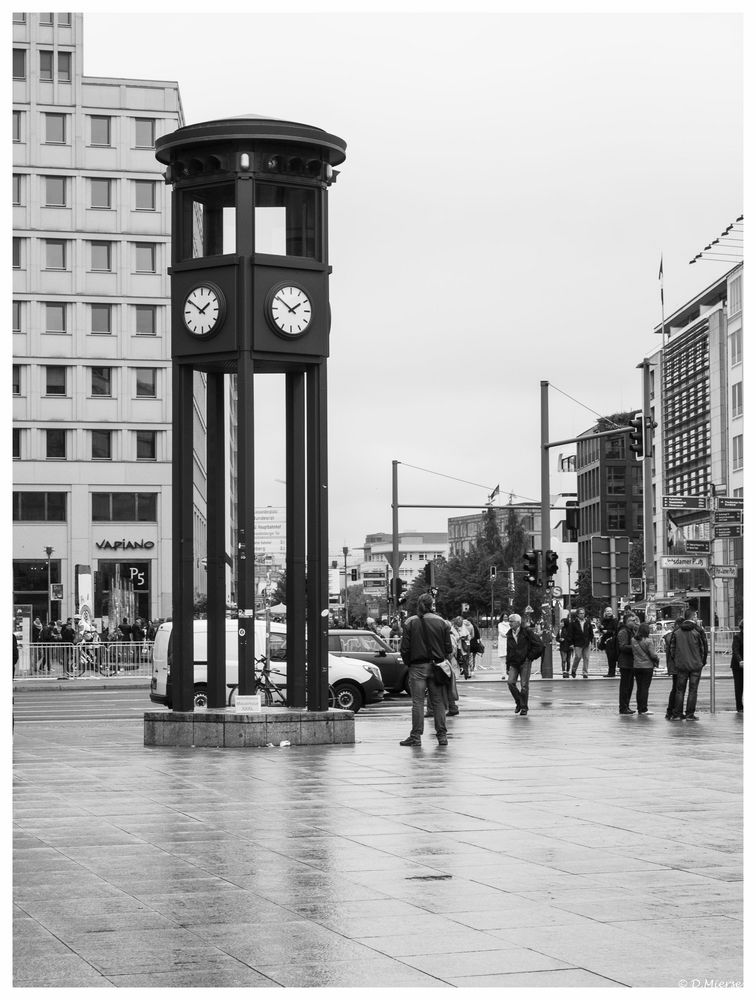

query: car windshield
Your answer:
[342,635,386,653]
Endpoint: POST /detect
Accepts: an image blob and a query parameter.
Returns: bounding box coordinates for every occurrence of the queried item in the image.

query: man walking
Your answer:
[399,593,453,746]
[569,608,594,678]
[505,613,544,716]
[669,610,708,721]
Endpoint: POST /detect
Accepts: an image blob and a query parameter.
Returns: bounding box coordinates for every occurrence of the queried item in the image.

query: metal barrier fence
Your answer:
[15,642,154,679]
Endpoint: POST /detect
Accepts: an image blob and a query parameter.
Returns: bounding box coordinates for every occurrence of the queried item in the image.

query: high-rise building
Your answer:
[646,264,743,624]
[12,12,205,626]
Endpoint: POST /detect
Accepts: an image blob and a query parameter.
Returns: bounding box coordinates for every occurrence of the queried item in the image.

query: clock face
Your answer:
[268,284,312,337]
[183,284,224,337]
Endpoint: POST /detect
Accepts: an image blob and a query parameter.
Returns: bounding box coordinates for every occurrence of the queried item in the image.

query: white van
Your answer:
[149,618,384,712]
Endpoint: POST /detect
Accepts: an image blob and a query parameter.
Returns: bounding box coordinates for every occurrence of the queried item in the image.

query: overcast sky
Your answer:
[83,5,743,553]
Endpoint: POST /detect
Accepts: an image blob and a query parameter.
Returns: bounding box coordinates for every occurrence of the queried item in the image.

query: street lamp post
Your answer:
[566,557,573,611]
[44,546,54,624]
[342,546,349,627]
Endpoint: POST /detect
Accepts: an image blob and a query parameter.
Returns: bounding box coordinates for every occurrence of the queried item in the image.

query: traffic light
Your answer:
[545,550,558,580]
[395,578,406,604]
[350,568,358,581]
[489,566,497,580]
[629,413,644,458]
[522,549,541,586]
[424,562,432,585]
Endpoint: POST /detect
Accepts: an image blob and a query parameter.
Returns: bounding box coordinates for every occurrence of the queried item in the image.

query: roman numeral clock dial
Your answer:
[267,284,313,338]
[183,283,225,337]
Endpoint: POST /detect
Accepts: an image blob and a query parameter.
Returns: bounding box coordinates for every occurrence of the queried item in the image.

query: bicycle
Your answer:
[226,655,337,709]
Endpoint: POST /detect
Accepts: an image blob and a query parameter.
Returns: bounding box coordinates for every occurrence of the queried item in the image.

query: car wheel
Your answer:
[193,684,208,709]
[329,682,363,713]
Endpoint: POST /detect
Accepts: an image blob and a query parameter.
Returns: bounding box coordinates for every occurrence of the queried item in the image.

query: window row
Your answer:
[13,174,159,211]
[12,490,158,523]
[13,48,72,84]
[13,301,159,336]
[13,13,72,25]
[13,238,161,273]
[13,364,160,398]
[10,107,156,148]
[13,428,159,462]
[729,329,742,366]
[732,434,743,472]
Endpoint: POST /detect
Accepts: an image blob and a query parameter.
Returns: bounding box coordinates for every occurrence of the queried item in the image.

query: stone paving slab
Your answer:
[12,703,743,989]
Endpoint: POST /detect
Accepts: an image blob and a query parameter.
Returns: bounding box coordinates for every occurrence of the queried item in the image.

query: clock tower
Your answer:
[155,116,347,713]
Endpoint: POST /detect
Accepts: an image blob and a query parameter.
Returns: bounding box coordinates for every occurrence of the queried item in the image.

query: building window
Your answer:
[732,382,743,419]
[134,180,156,211]
[44,302,66,334]
[13,429,21,459]
[13,492,67,522]
[606,468,625,495]
[607,502,626,531]
[13,13,27,22]
[92,492,157,522]
[39,13,54,24]
[13,302,22,332]
[91,303,112,334]
[46,429,66,460]
[13,49,26,80]
[13,110,22,142]
[91,367,112,397]
[44,112,67,144]
[13,238,23,269]
[136,369,157,398]
[57,51,71,82]
[729,274,742,316]
[605,436,626,460]
[40,50,54,80]
[12,174,22,205]
[90,178,112,209]
[135,243,156,273]
[733,435,743,472]
[92,429,112,461]
[13,365,21,394]
[90,241,112,272]
[90,115,111,147]
[729,329,742,366]
[631,465,643,494]
[44,175,67,207]
[44,239,67,269]
[134,118,155,148]
[58,13,72,25]
[136,430,156,461]
[45,366,67,396]
[135,305,157,335]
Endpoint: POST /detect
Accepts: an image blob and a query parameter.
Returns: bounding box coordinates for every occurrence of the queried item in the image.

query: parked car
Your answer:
[150,619,384,712]
[328,629,408,693]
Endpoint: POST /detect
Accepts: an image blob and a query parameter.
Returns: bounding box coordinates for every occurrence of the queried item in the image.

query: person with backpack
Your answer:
[669,610,708,721]
[504,613,544,716]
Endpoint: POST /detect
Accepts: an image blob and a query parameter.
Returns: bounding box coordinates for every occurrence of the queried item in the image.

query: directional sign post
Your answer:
[710,565,738,579]
[660,555,710,570]
[716,497,744,511]
[662,495,709,511]
[714,511,743,524]
[684,539,711,554]
[714,524,743,539]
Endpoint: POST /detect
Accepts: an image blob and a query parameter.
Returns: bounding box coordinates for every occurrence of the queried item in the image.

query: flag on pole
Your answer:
[658,253,664,312]
[487,484,500,504]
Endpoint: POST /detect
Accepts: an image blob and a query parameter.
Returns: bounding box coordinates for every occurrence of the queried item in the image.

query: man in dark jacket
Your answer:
[598,607,619,677]
[663,617,684,719]
[669,610,708,720]
[568,608,595,678]
[399,593,453,746]
[505,613,544,716]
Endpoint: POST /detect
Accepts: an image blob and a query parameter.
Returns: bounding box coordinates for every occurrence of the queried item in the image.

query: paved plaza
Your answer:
[13,700,743,989]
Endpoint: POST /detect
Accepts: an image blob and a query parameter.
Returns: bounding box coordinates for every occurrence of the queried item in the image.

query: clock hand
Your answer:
[196,302,210,314]
[275,294,297,313]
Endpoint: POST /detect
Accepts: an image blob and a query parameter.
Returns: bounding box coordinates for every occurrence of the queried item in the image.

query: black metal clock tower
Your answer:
[155,116,347,713]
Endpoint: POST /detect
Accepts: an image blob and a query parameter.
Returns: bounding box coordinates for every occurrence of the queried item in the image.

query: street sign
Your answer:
[662,495,709,510]
[384,553,405,572]
[524,605,533,613]
[660,555,709,569]
[684,539,711,554]
[714,524,743,538]
[716,496,744,511]
[550,585,563,597]
[714,510,742,524]
[710,565,738,579]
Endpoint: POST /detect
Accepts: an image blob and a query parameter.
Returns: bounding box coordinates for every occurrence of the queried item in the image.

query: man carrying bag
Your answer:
[399,593,453,747]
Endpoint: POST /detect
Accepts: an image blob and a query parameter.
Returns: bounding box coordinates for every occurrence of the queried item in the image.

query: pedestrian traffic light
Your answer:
[489,566,497,580]
[424,562,432,585]
[545,550,558,580]
[394,578,406,603]
[522,549,541,586]
[350,568,358,581]
[629,413,644,458]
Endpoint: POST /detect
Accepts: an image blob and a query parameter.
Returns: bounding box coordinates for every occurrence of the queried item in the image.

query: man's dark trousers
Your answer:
[619,667,635,712]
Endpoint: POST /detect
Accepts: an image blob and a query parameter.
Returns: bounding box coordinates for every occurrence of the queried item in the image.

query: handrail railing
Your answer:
[15,641,154,679]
